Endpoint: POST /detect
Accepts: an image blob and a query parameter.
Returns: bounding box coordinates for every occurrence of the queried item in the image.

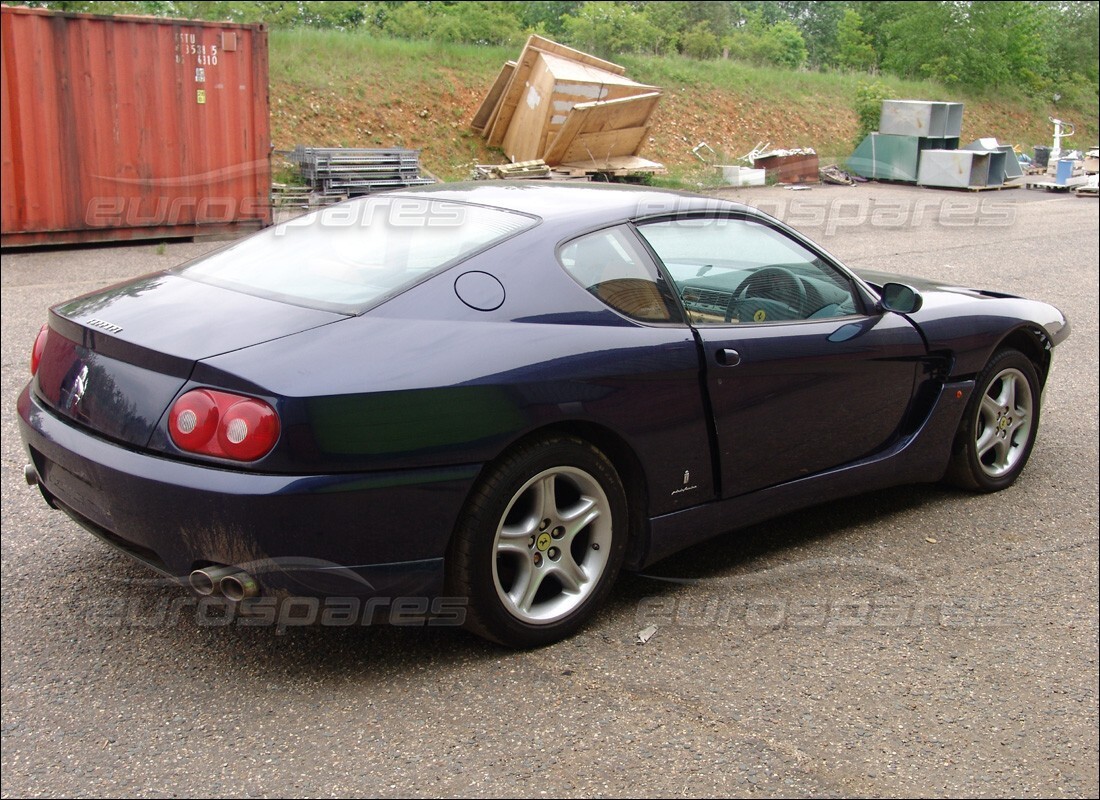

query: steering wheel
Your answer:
[727,266,806,322]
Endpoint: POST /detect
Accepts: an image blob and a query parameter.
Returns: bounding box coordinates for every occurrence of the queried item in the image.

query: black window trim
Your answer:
[629,210,879,326]
[555,223,688,328]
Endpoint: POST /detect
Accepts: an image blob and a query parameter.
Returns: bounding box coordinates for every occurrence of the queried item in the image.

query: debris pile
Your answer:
[848,100,1020,190]
[1080,147,1099,197]
[473,160,552,180]
[471,36,665,178]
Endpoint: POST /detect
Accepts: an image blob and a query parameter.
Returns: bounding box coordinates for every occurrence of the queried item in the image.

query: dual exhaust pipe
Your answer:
[189,565,260,602]
[24,463,260,602]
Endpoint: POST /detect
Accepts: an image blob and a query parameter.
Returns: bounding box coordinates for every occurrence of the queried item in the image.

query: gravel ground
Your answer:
[2,183,1097,798]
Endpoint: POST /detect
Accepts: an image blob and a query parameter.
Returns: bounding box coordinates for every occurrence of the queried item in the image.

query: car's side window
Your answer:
[558,227,682,323]
[636,217,861,325]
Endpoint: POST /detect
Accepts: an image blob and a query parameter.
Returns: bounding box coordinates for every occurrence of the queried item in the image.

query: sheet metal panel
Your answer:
[848,133,961,182]
[880,100,963,138]
[917,150,1005,189]
[964,139,1023,180]
[2,5,270,246]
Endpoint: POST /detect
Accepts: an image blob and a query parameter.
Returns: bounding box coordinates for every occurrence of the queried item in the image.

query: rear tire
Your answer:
[945,349,1041,492]
[447,436,628,648]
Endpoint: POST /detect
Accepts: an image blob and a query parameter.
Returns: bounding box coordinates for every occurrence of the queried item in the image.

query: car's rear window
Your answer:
[178,196,537,314]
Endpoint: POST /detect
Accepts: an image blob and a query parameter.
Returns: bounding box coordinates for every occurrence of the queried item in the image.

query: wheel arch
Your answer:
[455,421,652,572]
[996,325,1053,388]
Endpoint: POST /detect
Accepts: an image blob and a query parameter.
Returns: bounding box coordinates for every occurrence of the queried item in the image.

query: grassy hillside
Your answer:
[269,29,1099,183]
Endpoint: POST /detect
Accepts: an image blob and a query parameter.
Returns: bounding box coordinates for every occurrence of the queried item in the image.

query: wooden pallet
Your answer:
[954,182,1022,192]
[557,155,666,177]
[270,183,311,207]
[475,161,549,180]
[1024,176,1089,192]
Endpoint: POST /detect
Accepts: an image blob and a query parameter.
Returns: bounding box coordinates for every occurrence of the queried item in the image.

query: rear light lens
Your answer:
[30,324,49,375]
[169,389,279,462]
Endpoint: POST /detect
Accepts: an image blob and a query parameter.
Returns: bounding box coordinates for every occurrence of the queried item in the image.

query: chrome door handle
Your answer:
[716,348,741,367]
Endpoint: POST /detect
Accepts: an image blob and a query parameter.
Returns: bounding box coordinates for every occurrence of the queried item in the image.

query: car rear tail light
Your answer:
[169,389,279,462]
[30,324,49,375]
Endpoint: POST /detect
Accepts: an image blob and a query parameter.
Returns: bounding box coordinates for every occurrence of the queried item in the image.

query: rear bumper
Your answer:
[18,384,480,599]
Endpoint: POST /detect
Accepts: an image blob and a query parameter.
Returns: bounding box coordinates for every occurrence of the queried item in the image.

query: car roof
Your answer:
[385,180,750,230]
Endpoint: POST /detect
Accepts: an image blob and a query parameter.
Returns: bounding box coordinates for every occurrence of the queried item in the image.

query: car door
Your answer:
[634,213,927,497]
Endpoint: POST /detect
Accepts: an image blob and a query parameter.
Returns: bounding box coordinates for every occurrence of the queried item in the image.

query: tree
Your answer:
[681,21,721,60]
[834,8,875,72]
[879,1,1048,91]
[637,1,689,56]
[506,1,583,38]
[1042,1,1099,86]
[853,79,894,144]
[560,1,663,57]
[380,2,432,40]
[765,19,807,69]
[724,14,807,70]
[770,0,846,68]
[430,2,525,47]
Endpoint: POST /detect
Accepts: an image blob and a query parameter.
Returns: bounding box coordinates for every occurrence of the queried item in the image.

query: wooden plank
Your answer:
[558,155,665,175]
[525,34,626,76]
[584,92,661,131]
[543,92,661,165]
[486,43,543,146]
[553,126,649,165]
[534,51,651,89]
[501,53,558,162]
[470,61,515,134]
[542,103,597,164]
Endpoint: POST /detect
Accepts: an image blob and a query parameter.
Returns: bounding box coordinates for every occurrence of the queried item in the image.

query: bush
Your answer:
[854,80,896,145]
[834,9,876,72]
[561,1,663,57]
[380,3,431,40]
[723,18,807,70]
[681,22,720,61]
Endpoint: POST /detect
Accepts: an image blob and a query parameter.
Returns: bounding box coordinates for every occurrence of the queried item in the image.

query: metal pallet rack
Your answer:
[290,146,435,197]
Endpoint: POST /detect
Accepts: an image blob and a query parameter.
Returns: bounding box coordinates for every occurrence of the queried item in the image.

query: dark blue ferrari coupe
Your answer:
[18,183,1069,646]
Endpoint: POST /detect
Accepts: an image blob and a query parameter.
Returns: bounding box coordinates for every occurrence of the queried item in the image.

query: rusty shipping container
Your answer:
[1,5,270,247]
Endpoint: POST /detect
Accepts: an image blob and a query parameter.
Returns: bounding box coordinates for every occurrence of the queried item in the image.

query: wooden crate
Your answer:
[472,35,663,169]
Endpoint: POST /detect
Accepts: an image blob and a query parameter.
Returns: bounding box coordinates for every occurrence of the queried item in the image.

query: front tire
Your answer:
[447,436,629,647]
[945,348,1041,492]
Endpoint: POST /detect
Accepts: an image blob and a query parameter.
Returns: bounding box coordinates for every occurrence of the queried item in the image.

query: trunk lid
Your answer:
[35,273,344,447]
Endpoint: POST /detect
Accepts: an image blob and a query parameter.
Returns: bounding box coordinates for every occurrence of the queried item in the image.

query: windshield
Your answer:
[178,196,537,313]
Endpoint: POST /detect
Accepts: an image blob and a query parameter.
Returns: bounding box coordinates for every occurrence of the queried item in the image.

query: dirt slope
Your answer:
[268,42,1095,182]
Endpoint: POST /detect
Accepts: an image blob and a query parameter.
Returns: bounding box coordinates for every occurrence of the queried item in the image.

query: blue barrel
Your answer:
[1055,158,1074,185]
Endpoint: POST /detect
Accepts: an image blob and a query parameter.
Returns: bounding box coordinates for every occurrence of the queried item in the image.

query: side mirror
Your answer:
[880,282,923,315]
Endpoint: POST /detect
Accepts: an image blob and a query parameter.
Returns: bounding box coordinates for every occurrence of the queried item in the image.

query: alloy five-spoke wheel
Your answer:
[492,466,613,624]
[972,367,1033,479]
[946,348,1042,492]
[448,436,628,647]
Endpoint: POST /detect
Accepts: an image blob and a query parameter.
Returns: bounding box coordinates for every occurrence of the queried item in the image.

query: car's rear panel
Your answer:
[19,383,474,594]
[17,269,476,592]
